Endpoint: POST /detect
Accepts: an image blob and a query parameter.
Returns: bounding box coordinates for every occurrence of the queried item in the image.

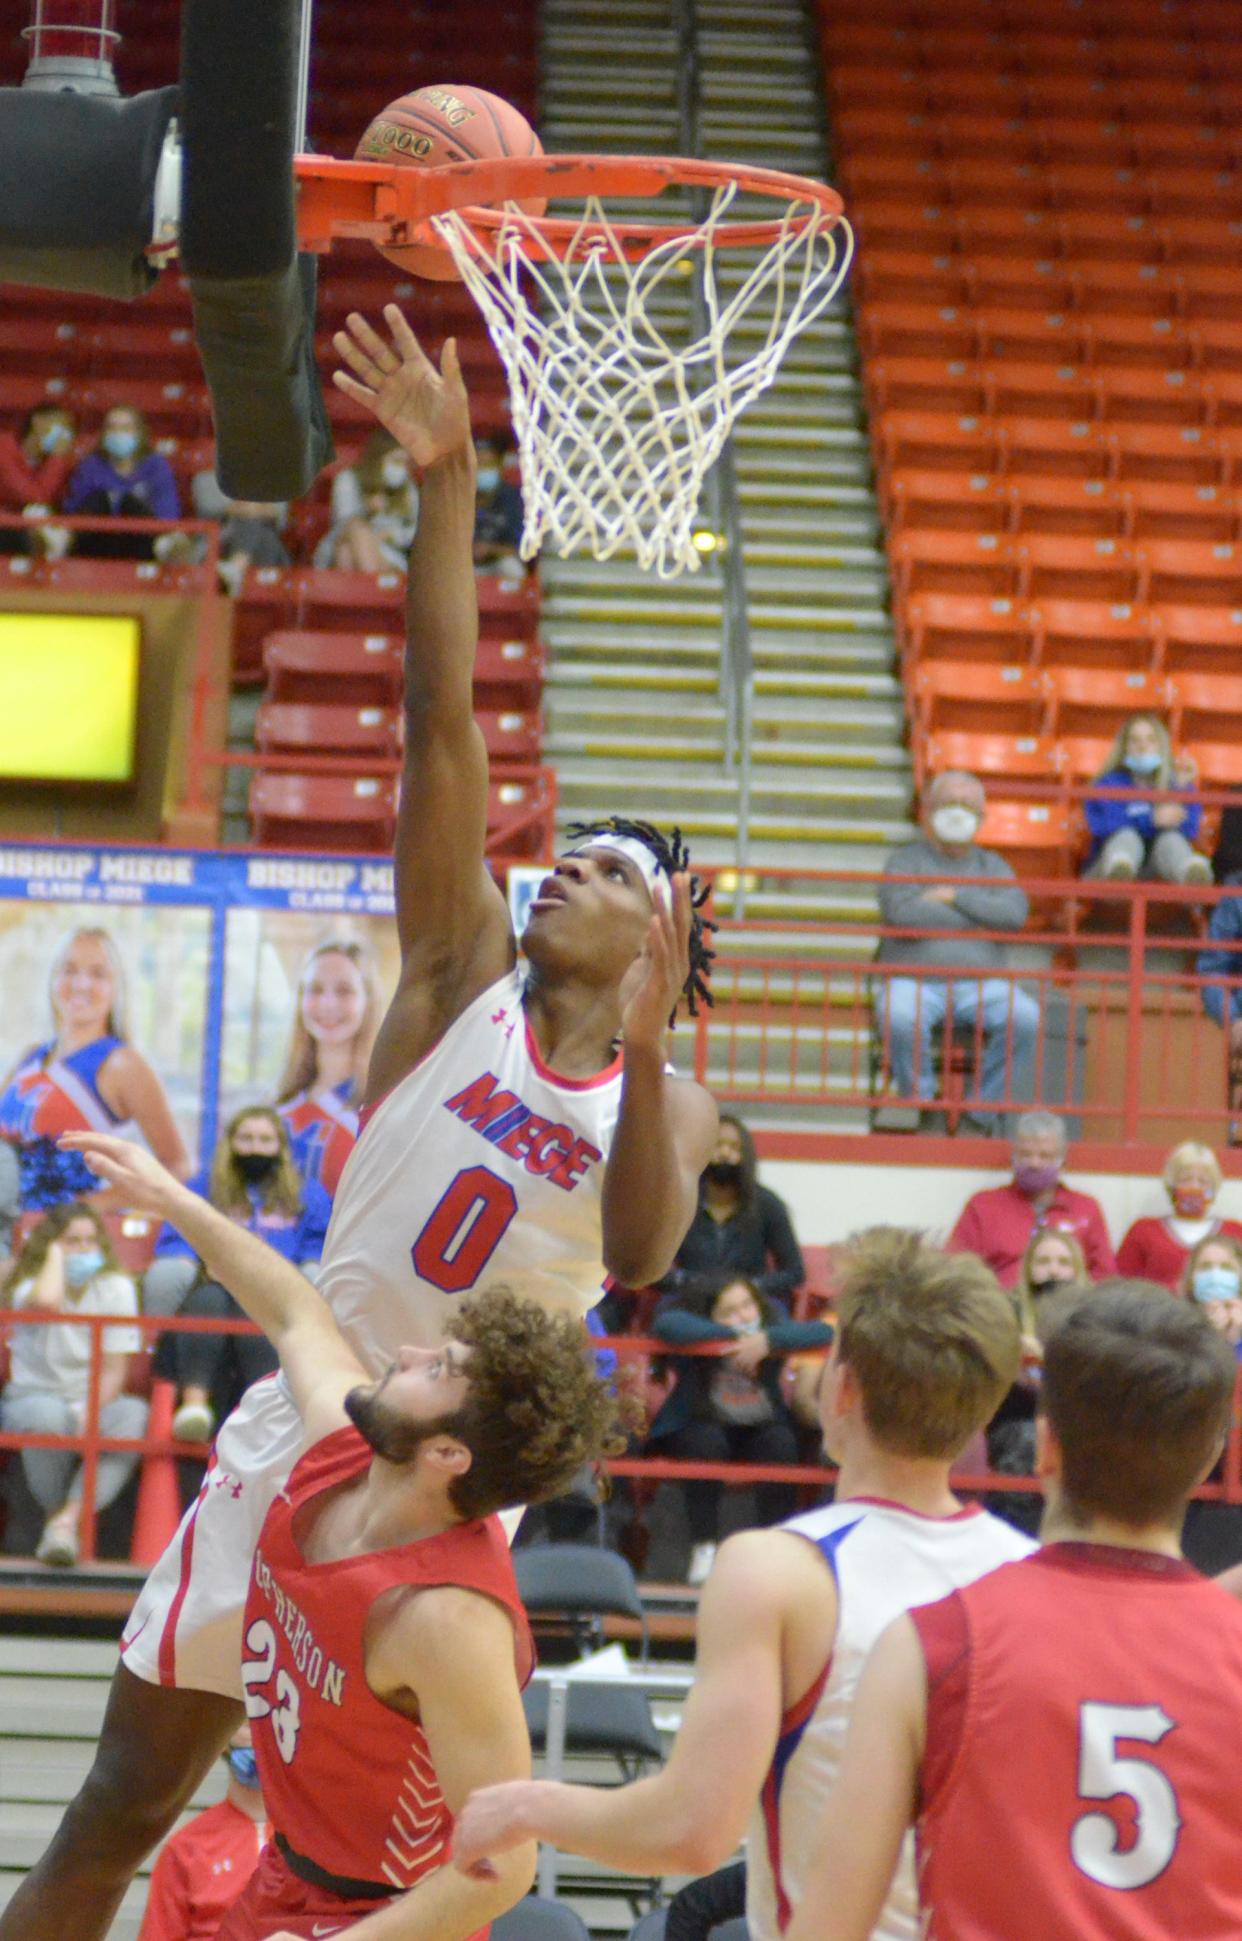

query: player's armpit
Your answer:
[784,1615,926,1941]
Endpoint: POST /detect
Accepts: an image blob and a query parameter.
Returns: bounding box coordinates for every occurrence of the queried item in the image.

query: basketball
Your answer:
[354,84,546,281]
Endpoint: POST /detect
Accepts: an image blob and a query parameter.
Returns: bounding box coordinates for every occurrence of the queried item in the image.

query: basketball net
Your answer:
[432,182,853,579]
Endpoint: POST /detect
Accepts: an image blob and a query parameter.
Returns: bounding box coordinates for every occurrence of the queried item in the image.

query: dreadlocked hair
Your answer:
[439,1288,637,1521]
[567,816,715,1022]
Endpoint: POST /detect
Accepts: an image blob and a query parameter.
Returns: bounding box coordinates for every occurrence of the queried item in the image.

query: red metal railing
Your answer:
[1,1312,1239,1569]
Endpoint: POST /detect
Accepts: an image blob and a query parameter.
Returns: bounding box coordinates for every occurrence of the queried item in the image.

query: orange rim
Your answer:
[295,152,846,260]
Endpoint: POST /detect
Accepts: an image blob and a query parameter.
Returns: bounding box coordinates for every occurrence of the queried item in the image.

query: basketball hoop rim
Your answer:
[294,152,846,260]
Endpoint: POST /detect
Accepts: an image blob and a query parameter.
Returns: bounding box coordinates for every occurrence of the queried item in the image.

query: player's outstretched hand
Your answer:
[619,870,692,1052]
[453,1779,545,1878]
[58,1132,186,1218]
[332,305,472,468]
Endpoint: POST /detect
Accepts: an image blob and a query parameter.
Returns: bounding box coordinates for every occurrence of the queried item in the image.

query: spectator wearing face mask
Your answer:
[150,1107,330,1443]
[985,1227,1087,1530]
[1085,712,1210,885]
[1116,1142,1242,1290]
[137,1727,269,1941]
[0,1201,147,1568]
[876,770,1040,1133]
[662,1113,805,1306]
[472,433,525,581]
[0,406,77,549]
[948,1110,1116,1289]
[62,405,186,561]
[314,429,419,572]
[1181,1233,1242,1358]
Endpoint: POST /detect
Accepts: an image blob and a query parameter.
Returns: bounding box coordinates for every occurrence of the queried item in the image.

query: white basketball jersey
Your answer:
[318,968,624,1372]
[747,1498,1034,1941]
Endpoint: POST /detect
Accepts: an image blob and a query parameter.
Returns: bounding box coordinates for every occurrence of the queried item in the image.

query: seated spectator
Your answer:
[1182,1233,1242,1358]
[876,770,1039,1133]
[1197,877,1242,1140]
[62,405,186,561]
[137,1726,268,1940]
[1084,712,1210,885]
[313,430,418,572]
[274,936,380,1198]
[648,1276,832,1586]
[948,1110,1116,1288]
[473,433,524,581]
[0,1201,147,1568]
[661,1113,805,1309]
[0,405,77,552]
[987,1227,1086,1482]
[150,1106,330,1442]
[1116,1141,1242,1290]
[190,465,289,593]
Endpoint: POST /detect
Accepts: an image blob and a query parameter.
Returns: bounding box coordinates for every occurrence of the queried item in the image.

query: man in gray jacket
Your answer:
[876,771,1039,1131]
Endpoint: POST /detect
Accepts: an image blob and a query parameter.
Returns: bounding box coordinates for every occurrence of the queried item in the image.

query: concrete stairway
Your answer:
[538,0,910,1125]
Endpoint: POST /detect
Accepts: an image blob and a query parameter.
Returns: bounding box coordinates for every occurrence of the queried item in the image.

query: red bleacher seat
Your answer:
[1005,476,1125,537]
[975,306,1083,365]
[1189,320,1242,373]
[1156,603,1242,676]
[964,255,1076,312]
[876,409,998,475]
[1106,424,1225,486]
[1083,315,1186,371]
[891,529,1019,599]
[913,660,1050,736]
[1121,480,1235,542]
[977,799,1079,877]
[923,729,1061,787]
[249,773,399,852]
[856,249,969,308]
[485,773,556,860]
[1057,734,1118,781]
[857,301,976,361]
[1045,665,1172,738]
[900,592,1036,668]
[1015,535,1142,603]
[985,361,1097,422]
[866,356,986,417]
[1169,672,1242,747]
[884,469,1008,533]
[996,417,1110,478]
[255,702,402,759]
[263,630,404,705]
[1031,598,1159,672]
[1183,740,1242,786]
[1138,539,1242,606]
[1094,365,1204,427]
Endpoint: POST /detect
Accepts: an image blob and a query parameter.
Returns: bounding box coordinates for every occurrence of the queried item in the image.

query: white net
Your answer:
[431,181,854,579]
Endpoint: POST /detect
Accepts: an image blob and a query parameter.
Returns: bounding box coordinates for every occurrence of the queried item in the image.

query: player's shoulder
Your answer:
[972,1508,1039,1563]
[709,1525,838,1618]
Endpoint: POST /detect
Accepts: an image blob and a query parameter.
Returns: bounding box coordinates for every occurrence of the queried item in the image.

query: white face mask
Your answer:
[931,804,980,845]
[380,458,408,490]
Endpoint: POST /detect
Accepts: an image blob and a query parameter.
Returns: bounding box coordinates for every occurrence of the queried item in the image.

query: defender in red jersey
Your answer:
[785,1281,1242,1941]
[63,1132,625,1941]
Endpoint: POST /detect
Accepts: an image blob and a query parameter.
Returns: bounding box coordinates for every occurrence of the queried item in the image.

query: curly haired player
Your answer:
[1,312,717,1941]
[61,1132,628,1941]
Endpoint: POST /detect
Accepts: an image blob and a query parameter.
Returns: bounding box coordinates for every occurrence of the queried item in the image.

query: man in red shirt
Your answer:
[948,1110,1115,1287]
[0,408,76,522]
[61,1129,625,1941]
[784,1281,1242,1941]
[138,1731,269,1941]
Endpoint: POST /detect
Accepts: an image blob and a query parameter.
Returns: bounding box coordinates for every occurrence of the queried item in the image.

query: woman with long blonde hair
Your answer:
[0,925,188,1212]
[152,1105,331,1443]
[985,1227,1089,1533]
[1084,711,1210,885]
[275,937,381,1196]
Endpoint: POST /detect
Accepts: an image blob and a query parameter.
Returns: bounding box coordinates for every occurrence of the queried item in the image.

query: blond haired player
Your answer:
[454,1230,1033,1941]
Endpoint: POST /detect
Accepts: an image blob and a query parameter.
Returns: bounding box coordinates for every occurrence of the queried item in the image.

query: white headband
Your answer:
[567,834,668,903]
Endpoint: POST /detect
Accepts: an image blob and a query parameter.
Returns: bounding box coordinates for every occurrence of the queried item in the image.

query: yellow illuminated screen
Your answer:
[0,614,139,782]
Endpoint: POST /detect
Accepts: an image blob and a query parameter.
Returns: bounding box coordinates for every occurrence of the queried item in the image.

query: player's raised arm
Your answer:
[60,1133,364,1434]
[332,308,513,1100]
[783,1617,926,1941]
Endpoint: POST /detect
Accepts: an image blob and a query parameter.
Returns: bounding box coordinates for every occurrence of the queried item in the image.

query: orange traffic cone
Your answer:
[130,1379,184,1565]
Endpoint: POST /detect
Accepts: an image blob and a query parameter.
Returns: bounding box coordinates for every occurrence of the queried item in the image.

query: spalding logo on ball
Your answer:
[355,84,547,281]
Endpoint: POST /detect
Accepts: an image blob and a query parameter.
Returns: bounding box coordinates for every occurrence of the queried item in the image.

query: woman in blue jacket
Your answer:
[1085,712,1211,884]
[648,1276,832,1585]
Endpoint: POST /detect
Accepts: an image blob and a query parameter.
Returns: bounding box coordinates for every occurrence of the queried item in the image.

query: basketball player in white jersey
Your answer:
[0,310,716,1941]
[453,1229,1034,1941]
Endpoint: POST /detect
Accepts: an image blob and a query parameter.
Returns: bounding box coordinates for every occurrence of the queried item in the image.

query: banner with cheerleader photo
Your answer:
[0,844,409,1211]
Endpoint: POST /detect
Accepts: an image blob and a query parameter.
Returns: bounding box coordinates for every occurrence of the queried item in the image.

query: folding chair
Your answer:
[494,1901,593,1941]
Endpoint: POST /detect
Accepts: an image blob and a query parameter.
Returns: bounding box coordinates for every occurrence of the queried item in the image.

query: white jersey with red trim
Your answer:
[320,967,624,1370]
[747,1498,1034,1941]
[120,969,624,1700]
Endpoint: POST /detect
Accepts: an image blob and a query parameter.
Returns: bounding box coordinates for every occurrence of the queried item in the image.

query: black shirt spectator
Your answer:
[664,1113,804,1305]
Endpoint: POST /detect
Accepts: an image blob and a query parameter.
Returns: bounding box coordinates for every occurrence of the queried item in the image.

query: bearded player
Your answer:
[0,310,717,1941]
[65,1130,625,1941]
